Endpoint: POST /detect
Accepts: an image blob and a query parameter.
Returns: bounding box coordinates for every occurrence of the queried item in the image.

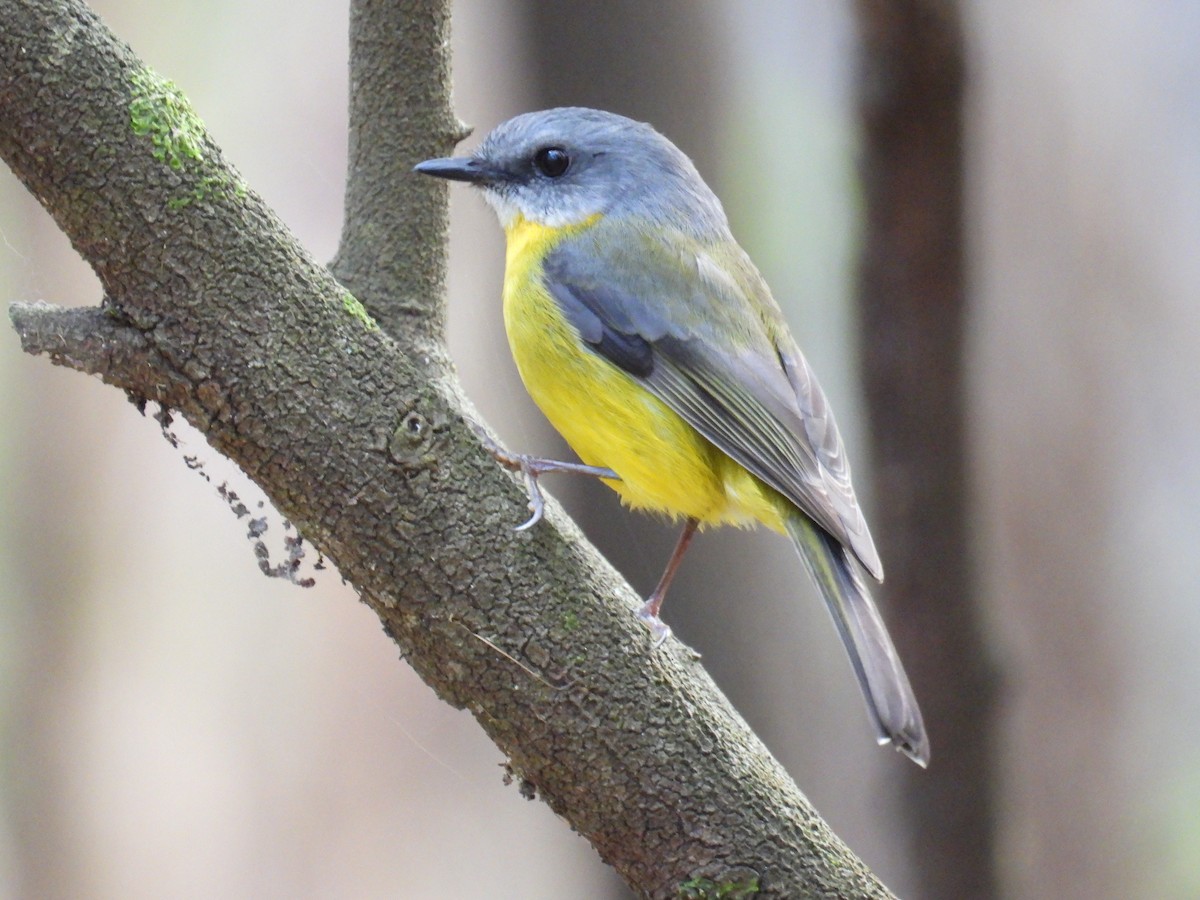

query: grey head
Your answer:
[415,107,731,239]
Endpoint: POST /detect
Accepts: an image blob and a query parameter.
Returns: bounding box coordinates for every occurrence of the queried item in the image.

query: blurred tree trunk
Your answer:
[854,3,1000,899]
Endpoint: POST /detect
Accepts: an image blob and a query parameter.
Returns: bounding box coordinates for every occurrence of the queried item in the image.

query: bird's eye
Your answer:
[533,146,570,178]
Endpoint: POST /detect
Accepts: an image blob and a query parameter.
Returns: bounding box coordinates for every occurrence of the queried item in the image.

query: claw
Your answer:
[514,464,546,531]
[636,603,673,648]
[514,509,542,532]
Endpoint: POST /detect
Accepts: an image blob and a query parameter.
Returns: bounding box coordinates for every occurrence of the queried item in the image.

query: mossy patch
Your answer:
[129,67,205,171]
[341,291,379,331]
[678,875,760,899]
[129,67,246,208]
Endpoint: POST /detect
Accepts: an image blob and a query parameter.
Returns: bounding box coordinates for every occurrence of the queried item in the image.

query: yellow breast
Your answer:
[500,215,785,531]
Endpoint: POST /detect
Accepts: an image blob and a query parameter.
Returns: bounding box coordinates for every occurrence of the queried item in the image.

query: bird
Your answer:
[416,107,929,766]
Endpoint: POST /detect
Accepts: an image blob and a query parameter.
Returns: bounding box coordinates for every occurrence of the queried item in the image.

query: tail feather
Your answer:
[786,512,929,767]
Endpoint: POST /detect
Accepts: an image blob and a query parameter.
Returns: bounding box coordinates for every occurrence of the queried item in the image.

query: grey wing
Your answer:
[543,236,883,580]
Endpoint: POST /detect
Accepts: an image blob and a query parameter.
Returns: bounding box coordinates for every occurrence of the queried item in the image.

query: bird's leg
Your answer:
[471,422,619,531]
[637,517,700,647]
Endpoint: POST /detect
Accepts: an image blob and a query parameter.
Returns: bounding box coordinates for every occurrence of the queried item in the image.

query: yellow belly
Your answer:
[501,216,785,531]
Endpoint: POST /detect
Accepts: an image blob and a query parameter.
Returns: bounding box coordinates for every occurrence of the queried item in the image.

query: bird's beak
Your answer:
[413,156,497,184]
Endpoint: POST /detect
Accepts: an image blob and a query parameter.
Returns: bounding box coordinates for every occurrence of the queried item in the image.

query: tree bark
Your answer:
[854,2,1000,898]
[3,0,895,896]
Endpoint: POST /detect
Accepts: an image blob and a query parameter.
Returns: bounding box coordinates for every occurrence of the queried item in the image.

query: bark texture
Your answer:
[3,0,896,896]
[855,2,1000,898]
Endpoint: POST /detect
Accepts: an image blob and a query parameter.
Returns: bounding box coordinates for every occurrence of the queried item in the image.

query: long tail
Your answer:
[785,512,930,766]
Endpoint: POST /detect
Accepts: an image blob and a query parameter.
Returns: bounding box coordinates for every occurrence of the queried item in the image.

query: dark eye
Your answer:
[533,146,570,178]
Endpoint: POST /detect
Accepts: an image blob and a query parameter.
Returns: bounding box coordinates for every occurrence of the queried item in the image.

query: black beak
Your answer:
[414,156,496,184]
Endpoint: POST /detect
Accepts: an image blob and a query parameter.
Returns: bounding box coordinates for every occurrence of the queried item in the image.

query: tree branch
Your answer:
[330,0,469,343]
[2,0,896,895]
[9,303,178,398]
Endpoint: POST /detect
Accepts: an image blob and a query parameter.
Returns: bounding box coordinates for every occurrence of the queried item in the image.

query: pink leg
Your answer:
[637,517,699,646]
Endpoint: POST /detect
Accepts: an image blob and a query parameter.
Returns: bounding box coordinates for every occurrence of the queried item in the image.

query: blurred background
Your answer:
[2,1,1199,897]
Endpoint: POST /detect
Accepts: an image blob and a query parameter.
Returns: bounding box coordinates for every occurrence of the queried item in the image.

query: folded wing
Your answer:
[542,229,882,580]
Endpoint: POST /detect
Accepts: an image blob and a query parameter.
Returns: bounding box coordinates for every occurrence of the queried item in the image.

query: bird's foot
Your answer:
[470,422,619,530]
[636,602,673,649]
[635,598,702,658]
